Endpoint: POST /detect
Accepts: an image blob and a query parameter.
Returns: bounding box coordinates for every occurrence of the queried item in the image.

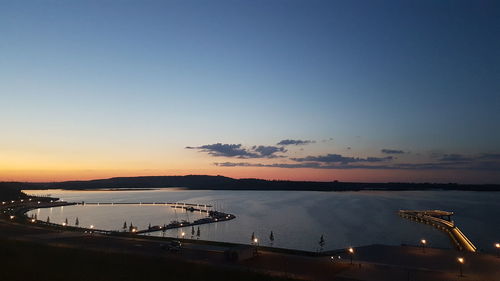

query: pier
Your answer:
[75,202,212,208]
[398,210,477,252]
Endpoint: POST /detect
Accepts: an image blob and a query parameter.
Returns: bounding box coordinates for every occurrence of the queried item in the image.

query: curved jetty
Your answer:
[398,210,476,252]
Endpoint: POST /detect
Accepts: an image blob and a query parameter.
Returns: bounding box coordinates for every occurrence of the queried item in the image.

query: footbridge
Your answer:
[398,210,476,252]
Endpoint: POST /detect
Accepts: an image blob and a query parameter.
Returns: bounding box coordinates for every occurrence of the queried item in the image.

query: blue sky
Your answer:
[1,0,499,183]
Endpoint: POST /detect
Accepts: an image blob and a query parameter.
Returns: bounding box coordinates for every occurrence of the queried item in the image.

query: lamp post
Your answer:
[421,239,427,253]
[348,247,354,265]
[457,257,464,277]
[253,238,259,255]
[495,243,500,258]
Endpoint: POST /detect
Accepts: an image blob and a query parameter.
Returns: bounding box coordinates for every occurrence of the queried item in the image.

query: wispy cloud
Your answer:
[215,152,500,171]
[381,149,405,154]
[277,139,315,146]
[291,154,393,164]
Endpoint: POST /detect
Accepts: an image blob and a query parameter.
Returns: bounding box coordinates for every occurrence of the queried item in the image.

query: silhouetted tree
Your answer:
[318,235,325,252]
[148,223,152,230]
[251,232,255,244]
[196,227,200,239]
[123,221,127,231]
[75,217,79,226]
[65,218,68,225]
[46,216,50,223]
[191,226,195,238]
[129,222,134,232]
[269,231,275,246]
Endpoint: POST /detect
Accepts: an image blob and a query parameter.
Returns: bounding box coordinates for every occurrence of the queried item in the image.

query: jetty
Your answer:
[398,210,477,252]
[75,202,212,208]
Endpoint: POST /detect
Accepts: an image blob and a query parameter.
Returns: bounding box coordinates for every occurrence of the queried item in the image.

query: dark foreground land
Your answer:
[0,239,295,281]
[5,175,500,191]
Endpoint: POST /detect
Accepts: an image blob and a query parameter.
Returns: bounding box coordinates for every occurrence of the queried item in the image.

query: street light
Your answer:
[348,247,354,264]
[495,243,500,258]
[457,257,464,277]
[9,215,14,220]
[181,232,185,238]
[421,239,427,253]
[90,225,94,229]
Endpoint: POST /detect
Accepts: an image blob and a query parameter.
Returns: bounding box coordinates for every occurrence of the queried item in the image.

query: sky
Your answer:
[1,0,499,183]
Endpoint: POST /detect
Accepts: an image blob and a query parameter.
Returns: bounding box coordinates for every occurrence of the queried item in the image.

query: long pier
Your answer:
[75,202,212,208]
[398,210,477,252]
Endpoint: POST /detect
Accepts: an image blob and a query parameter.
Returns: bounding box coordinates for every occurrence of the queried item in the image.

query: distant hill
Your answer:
[13,175,500,191]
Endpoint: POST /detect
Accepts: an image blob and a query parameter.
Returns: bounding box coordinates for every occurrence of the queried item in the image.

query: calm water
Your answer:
[24,189,500,252]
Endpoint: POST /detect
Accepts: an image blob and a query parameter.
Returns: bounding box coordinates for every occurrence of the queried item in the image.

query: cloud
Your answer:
[277,139,315,146]
[477,153,500,160]
[438,154,472,162]
[186,143,286,159]
[381,149,405,154]
[186,143,257,158]
[214,151,500,171]
[291,153,393,164]
[215,162,322,169]
[252,145,287,158]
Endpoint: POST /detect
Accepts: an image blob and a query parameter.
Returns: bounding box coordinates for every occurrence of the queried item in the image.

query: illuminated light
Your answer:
[181,232,185,237]
[37,201,40,204]
[495,243,500,248]
[348,247,354,254]
[29,198,32,201]
[11,200,14,203]
[31,219,36,223]
[457,257,464,264]
[421,239,426,245]
[20,199,24,202]
[132,228,137,233]
[10,215,15,219]
[254,238,258,243]
[62,222,67,226]
[90,225,94,229]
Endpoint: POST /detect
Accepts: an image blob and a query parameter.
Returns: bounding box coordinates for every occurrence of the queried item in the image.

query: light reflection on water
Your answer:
[24,189,500,252]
